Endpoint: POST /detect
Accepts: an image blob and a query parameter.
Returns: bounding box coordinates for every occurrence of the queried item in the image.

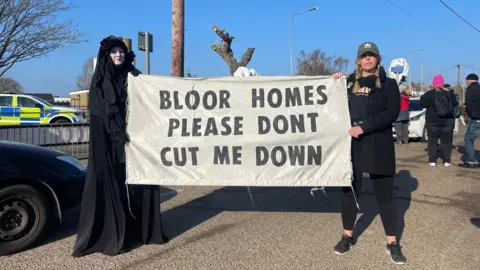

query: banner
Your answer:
[125,74,352,187]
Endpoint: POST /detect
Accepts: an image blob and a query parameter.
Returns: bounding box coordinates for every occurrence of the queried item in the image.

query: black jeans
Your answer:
[426,121,454,163]
[342,156,397,236]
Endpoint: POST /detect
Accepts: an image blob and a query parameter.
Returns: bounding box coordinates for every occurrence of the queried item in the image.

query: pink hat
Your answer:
[432,74,444,88]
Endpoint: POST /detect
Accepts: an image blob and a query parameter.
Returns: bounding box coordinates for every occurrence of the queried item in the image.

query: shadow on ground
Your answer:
[162,170,419,244]
[25,186,179,253]
[471,218,480,229]
[456,145,480,163]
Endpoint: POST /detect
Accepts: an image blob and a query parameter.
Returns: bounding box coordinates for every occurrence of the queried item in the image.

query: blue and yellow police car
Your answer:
[0,93,87,125]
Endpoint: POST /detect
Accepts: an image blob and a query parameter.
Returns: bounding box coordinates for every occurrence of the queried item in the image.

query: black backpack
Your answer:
[434,89,454,117]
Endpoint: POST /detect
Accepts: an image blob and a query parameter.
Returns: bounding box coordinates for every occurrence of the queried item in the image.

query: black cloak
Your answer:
[72,35,168,257]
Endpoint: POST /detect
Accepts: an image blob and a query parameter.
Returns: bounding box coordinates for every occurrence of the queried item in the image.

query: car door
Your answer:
[0,95,15,126]
[15,96,43,125]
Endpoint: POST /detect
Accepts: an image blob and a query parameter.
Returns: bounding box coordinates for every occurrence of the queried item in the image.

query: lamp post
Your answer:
[408,48,424,90]
[290,7,318,76]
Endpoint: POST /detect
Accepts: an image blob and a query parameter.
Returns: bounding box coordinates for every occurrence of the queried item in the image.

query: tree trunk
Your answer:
[210,24,255,75]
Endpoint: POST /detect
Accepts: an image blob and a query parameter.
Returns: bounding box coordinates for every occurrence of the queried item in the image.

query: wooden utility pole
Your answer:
[457,64,463,103]
[457,64,461,89]
[171,0,184,77]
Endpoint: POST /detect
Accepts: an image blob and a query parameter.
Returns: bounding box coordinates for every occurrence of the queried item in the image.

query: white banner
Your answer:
[125,74,352,187]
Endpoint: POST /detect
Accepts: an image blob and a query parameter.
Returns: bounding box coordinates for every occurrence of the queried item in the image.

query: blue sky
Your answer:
[5,0,480,96]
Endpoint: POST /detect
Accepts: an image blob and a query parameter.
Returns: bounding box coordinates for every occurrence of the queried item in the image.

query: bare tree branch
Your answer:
[76,57,94,90]
[296,49,349,76]
[238,48,255,67]
[0,76,23,93]
[210,24,255,75]
[0,0,86,76]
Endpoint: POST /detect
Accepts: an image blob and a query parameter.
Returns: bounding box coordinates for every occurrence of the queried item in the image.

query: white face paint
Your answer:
[110,46,125,65]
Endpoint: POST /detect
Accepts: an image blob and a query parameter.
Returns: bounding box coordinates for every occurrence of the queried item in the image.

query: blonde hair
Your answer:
[353,56,382,93]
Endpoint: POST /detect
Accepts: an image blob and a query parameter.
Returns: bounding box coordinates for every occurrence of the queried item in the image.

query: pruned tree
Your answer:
[76,57,94,90]
[0,77,23,93]
[296,49,349,76]
[210,24,255,75]
[0,0,86,76]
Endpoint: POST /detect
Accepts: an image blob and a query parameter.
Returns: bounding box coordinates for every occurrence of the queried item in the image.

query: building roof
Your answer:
[70,90,89,95]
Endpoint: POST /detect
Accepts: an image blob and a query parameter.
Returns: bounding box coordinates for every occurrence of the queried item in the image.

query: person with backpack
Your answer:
[443,84,461,135]
[420,74,458,167]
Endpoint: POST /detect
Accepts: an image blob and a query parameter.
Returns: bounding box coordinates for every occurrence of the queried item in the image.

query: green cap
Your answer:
[357,42,380,57]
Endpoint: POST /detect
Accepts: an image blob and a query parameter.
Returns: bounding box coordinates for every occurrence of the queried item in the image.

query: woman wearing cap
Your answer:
[420,74,458,167]
[331,41,406,264]
[72,35,169,257]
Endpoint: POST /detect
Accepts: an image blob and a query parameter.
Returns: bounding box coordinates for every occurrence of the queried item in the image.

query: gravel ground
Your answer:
[1,128,479,270]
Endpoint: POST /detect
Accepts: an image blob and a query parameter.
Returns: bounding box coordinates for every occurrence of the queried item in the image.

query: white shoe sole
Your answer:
[386,249,406,265]
[334,245,353,256]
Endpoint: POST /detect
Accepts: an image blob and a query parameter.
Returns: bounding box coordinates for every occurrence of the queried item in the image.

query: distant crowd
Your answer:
[395,73,479,168]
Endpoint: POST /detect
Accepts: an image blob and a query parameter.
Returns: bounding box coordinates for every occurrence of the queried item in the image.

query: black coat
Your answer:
[73,44,168,257]
[465,81,480,120]
[419,88,458,125]
[347,69,401,176]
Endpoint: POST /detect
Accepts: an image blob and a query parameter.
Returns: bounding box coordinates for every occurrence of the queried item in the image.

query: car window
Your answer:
[18,97,42,108]
[30,95,54,107]
[409,100,423,111]
[0,96,13,106]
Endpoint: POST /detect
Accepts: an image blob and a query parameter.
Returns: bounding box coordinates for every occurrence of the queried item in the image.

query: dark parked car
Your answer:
[0,140,86,255]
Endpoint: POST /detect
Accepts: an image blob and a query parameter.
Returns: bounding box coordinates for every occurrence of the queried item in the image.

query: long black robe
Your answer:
[72,64,168,257]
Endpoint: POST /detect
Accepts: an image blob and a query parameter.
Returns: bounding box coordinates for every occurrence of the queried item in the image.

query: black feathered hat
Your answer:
[98,35,136,64]
[91,35,136,84]
[89,35,137,104]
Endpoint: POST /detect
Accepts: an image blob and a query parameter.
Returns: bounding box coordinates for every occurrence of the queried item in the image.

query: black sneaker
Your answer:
[334,234,353,255]
[386,242,406,264]
[458,162,479,168]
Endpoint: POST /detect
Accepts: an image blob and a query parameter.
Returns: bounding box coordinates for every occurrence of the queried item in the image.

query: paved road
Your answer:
[1,130,479,270]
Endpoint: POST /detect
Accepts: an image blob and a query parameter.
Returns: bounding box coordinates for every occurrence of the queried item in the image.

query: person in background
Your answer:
[420,75,458,167]
[332,41,406,265]
[444,84,460,136]
[394,85,410,144]
[459,73,480,168]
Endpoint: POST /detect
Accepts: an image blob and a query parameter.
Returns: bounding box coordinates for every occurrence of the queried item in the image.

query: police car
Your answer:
[0,93,87,125]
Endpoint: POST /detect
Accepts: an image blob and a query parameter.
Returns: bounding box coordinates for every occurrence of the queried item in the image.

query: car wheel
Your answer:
[0,185,50,256]
[53,118,70,124]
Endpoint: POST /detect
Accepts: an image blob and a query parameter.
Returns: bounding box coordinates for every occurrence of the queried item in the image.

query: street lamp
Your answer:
[408,48,424,90]
[290,7,318,76]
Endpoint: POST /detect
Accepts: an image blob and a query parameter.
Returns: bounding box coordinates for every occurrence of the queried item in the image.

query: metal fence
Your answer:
[0,123,90,159]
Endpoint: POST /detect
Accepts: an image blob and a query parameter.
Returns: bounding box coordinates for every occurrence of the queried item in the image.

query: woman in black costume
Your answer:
[72,35,168,257]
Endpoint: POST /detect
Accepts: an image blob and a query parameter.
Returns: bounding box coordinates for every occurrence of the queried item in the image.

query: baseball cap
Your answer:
[357,42,380,57]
